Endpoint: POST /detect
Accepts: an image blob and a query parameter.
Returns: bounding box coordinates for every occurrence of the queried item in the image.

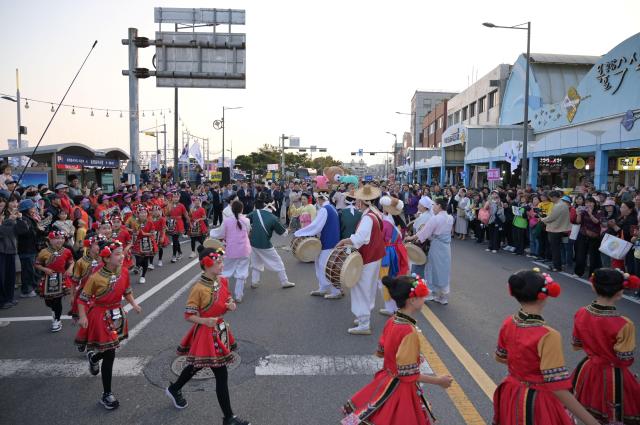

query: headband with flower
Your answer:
[590,269,640,290]
[532,267,561,300]
[48,230,67,240]
[83,235,106,248]
[200,248,226,268]
[408,273,430,298]
[99,241,123,258]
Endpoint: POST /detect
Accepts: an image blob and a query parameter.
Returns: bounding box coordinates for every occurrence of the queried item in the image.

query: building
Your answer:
[422,100,448,148]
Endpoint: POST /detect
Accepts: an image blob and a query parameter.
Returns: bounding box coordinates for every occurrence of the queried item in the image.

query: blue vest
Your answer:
[320,204,340,250]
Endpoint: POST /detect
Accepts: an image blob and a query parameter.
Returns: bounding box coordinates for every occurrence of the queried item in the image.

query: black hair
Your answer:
[392,214,407,230]
[381,275,417,308]
[197,245,216,270]
[508,270,546,303]
[231,200,244,230]
[591,268,624,298]
[434,198,447,211]
[622,200,635,211]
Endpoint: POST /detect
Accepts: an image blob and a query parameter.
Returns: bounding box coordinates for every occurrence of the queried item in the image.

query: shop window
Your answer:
[488,91,497,109]
[462,107,468,121]
[478,96,486,113]
[470,102,476,117]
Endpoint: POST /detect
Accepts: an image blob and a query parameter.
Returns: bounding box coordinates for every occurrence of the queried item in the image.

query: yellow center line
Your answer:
[421,305,497,400]
[420,323,487,425]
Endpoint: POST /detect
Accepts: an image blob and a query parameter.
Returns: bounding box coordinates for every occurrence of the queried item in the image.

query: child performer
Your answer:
[378,196,409,316]
[572,268,640,424]
[343,275,452,424]
[35,231,74,332]
[75,240,142,410]
[111,214,134,270]
[188,196,208,259]
[151,204,169,267]
[209,200,251,303]
[69,235,104,326]
[130,206,158,284]
[493,268,598,425]
[166,192,190,263]
[166,246,251,425]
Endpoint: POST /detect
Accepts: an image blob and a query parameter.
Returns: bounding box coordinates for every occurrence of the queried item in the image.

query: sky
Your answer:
[0,0,638,166]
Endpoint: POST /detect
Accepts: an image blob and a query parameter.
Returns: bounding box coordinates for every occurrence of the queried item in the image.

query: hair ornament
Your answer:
[99,241,123,258]
[610,268,640,290]
[537,271,561,300]
[408,274,429,298]
[201,248,225,268]
[48,230,67,240]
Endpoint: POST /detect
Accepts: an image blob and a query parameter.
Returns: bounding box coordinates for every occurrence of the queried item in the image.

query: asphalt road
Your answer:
[1,234,639,425]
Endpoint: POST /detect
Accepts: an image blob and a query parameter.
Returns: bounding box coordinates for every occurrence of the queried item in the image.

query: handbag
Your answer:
[599,233,633,260]
[569,224,581,240]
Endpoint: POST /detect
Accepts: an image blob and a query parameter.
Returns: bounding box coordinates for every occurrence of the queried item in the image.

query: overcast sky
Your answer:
[0,0,638,166]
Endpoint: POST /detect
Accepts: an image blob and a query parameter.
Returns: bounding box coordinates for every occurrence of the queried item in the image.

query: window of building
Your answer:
[478,96,486,113]
[461,107,468,121]
[469,102,476,118]
[429,123,435,135]
[438,117,443,130]
[454,111,460,124]
[447,114,453,127]
[488,91,497,109]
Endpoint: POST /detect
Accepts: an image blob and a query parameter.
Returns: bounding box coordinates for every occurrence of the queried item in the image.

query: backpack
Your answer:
[478,208,490,225]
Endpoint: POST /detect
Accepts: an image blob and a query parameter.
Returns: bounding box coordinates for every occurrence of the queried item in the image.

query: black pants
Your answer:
[171,365,233,418]
[213,207,223,226]
[158,247,164,261]
[190,235,204,252]
[91,349,116,394]
[513,226,526,255]
[548,232,563,270]
[0,253,16,304]
[45,297,63,320]
[172,234,182,256]
[474,221,485,243]
[135,255,149,277]
[573,234,601,277]
[488,223,501,251]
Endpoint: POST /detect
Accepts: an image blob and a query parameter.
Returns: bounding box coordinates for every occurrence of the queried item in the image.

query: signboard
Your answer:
[289,137,300,148]
[154,8,245,25]
[574,157,586,170]
[210,171,223,182]
[6,139,29,167]
[267,163,279,171]
[617,157,640,171]
[364,175,373,182]
[487,168,501,181]
[56,154,119,169]
[19,171,49,187]
[441,124,466,147]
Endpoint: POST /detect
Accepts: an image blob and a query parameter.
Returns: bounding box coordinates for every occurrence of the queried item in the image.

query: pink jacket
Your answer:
[212,215,251,258]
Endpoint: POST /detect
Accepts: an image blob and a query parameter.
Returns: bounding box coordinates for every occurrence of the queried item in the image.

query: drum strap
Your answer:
[256,210,269,237]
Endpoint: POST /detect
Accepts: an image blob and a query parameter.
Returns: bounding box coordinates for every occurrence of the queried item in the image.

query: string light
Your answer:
[106,110,109,117]
[120,111,123,118]
[90,109,94,117]
[24,100,29,109]
[142,111,145,117]
[50,104,54,113]
[72,106,76,115]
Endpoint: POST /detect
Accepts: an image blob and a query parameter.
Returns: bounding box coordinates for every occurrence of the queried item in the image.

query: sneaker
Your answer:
[281,281,296,289]
[100,392,119,410]
[188,252,197,259]
[250,282,260,289]
[223,416,252,425]
[235,296,243,303]
[139,276,146,284]
[434,295,449,305]
[20,290,37,298]
[491,250,497,253]
[378,309,393,317]
[87,351,100,375]
[324,293,342,300]
[77,344,86,353]
[132,266,139,275]
[176,253,183,260]
[157,260,163,267]
[526,254,537,258]
[147,263,155,270]
[51,319,62,332]
[348,325,372,335]
[485,248,491,252]
[310,290,328,297]
[165,385,188,409]
[171,256,177,263]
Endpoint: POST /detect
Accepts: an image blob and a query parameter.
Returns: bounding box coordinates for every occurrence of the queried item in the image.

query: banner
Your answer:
[487,168,501,181]
[56,154,119,169]
[189,140,204,168]
[179,144,189,164]
[267,163,279,171]
[503,140,522,173]
[149,154,159,171]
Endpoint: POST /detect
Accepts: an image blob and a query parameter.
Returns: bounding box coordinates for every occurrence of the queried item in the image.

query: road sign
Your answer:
[358,149,363,157]
[289,137,300,147]
[487,168,501,181]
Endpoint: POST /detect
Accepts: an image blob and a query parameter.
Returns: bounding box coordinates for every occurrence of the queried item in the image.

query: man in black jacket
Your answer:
[15,199,44,298]
[210,184,223,226]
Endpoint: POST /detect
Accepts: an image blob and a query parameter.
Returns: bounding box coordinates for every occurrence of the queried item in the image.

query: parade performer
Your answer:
[378,196,409,316]
[165,246,252,425]
[493,268,598,425]
[130,206,158,284]
[166,192,190,263]
[151,204,169,267]
[406,198,453,305]
[35,230,74,332]
[96,218,113,241]
[343,275,452,424]
[409,196,433,275]
[68,235,104,324]
[209,200,251,302]
[188,196,208,259]
[112,214,134,270]
[338,191,361,239]
[246,195,296,290]
[294,190,342,299]
[572,268,640,424]
[336,184,386,335]
[75,240,142,410]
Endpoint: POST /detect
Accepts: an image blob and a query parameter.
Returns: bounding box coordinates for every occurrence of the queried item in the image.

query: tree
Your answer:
[310,156,342,173]
[234,154,254,171]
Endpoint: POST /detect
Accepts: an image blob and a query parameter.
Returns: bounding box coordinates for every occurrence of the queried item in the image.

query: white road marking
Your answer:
[119,273,200,348]
[255,354,433,376]
[0,356,151,378]
[0,260,199,323]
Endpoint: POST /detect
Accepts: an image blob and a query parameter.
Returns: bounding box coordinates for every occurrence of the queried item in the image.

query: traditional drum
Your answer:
[405,241,427,265]
[325,246,363,289]
[290,236,321,263]
[203,238,224,250]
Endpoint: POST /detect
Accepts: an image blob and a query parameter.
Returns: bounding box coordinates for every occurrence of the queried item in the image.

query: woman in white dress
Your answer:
[454,188,470,240]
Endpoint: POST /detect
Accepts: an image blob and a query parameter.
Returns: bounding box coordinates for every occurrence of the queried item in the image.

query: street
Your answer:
[1,234,639,425]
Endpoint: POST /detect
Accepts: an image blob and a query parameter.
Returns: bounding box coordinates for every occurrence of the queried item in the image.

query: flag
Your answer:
[179,143,189,164]
[189,140,204,168]
[149,154,158,171]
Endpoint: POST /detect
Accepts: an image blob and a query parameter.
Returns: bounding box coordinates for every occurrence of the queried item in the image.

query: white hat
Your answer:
[419,196,433,210]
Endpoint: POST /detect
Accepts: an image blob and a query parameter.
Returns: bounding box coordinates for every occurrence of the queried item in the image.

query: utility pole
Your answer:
[222,107,225,167]
[126,27,140,185]
[15,69,22,148]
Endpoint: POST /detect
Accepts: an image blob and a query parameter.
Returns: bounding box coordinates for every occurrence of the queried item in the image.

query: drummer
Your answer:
[293,190,343,299]
[338,191,361,240]
[410,196,433,276]
[336,185,386,335]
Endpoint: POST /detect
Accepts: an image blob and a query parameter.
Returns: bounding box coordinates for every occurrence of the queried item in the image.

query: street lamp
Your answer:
[2,69,24,149]
[215,106,243,168]
[483,21,531,189]
[396,111,417,184]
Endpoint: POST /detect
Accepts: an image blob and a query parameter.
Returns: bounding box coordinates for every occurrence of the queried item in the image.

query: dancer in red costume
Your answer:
[165,246,251,425]
[151,204,169,268]
[129,206,158,284]
[572,268,640,424]
[343,274,452,425]
[493,268,598,425]
[188,196,208,258]
[68,235,104,326]
[75,240,142,410]
[165,192,189,263]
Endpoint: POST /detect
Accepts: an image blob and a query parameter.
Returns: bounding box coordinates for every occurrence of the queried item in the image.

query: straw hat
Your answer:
[203,238,224,250]
[354,184,381,201]
[380,196,404,216]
